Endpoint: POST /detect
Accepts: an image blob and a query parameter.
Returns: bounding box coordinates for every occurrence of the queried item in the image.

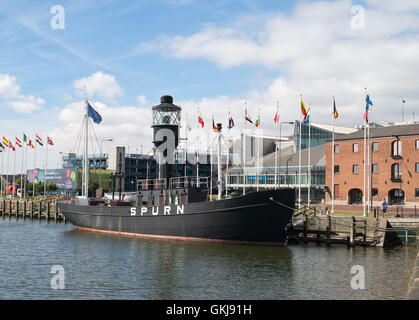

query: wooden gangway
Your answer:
[289,206,418,247]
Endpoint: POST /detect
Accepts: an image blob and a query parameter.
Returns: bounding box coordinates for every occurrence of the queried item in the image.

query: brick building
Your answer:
[325,123,419,210]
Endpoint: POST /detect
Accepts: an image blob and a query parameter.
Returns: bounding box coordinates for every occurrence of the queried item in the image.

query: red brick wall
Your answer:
[326,134,419,207]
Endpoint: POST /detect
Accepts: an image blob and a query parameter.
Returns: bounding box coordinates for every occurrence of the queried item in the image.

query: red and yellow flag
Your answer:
[301,97,307,118]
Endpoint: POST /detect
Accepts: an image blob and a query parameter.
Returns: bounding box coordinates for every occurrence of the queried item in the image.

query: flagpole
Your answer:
[275,101,279,189]
[1,146,3,198]
[6,147,9,197]
[185,112,188,177]
[13,146,16,198]
[226,107,231,197]
[44,138,48,196]
[402,100,405,123]
[20,142,23,198]
[243,102,247,196]
[279,114,282,189]
[33,140,36,198]
[308,104,311,208]
[363,90,367,217]
[331,97,335,214]
[24,141,28,198]
[217,127,222,200]
[256,108,260,192]
[298,95,302,210]
[197,107,200,187]
[367,111,370,216]
[210,114,213,200]
[22,141,27,199]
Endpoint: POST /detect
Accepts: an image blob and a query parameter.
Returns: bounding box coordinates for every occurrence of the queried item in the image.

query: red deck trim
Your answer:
[74,226,286,246]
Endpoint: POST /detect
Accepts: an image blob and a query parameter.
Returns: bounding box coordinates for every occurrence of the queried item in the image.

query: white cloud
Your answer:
[0,74,20,99]
[54,100,153,155]
[8,100,43,114]
[0,73,45,114]
[133,0,419,129]
[366,0,419,12]
[137,95,149,106]
[46,0,419,164]
[73,71,124,101]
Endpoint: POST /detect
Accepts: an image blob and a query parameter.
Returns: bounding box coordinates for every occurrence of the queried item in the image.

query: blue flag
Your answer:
[365,95,373,112]
[303,107,311,124]
[87,101,102,124]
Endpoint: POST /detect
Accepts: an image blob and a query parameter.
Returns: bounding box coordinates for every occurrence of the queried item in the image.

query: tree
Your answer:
[47,182,58,192]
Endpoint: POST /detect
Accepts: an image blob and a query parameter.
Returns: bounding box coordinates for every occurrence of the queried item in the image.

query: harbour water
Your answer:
[0,218,416,300]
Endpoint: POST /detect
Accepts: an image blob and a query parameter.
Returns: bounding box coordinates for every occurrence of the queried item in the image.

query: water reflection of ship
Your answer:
[145,241,295,299]
[59,95,295,245]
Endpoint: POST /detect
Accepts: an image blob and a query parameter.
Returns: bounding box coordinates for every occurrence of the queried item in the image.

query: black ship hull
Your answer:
[59,189,295,245]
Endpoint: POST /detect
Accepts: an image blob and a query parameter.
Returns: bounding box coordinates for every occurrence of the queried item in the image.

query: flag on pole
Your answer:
[0,142,4,149]
[87,101,102,124]
[47,137,54,146]
[29,140,34,149]
[255,114,260,127]
[333,99,338,119]
[366,94,373,112]
[15,137,22,147]
[8,140,15,151]
[364,94,372,124]
[274,111,279,123]
[198,111,204,128]
[2,137,8,147]
[245,109,253,123]
[228,116,234,129]
[23,133,28,145]
[212,117,218,132]
[301,97,308,118]
[303,107,311,124]
[36,134,43,146]
[364,111,369,124]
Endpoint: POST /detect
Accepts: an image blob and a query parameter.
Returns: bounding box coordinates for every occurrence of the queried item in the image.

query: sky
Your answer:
[0,0,419,173]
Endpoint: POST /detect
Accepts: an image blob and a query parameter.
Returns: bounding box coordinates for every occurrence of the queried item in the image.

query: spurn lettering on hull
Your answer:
[130,205,184,216]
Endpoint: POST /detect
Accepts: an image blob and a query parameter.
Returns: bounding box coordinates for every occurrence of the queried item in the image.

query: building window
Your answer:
[416,163,419,173]
[372,163,378,173]
[416,188,419,197]
[353,143,359,153]
[348,188,362,204]
[334,144,340,154]
[391,140,402,157]
[334,184,340,198]
[334,165,340,174]
[391,163,402,180]
[416,140,419,150]
[389,189,404,205]
[352,165,358,174]
[372,142,379,152]
[372,188,378,197]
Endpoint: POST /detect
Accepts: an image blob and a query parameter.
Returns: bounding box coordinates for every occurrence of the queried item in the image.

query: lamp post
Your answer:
[99,138,113,194]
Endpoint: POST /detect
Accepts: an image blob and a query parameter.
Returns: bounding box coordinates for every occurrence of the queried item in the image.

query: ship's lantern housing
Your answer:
[151,95,182,186]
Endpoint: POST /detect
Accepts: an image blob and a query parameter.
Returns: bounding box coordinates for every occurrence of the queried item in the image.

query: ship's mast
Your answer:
[217,127,222,200]
[83,88,89,197]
